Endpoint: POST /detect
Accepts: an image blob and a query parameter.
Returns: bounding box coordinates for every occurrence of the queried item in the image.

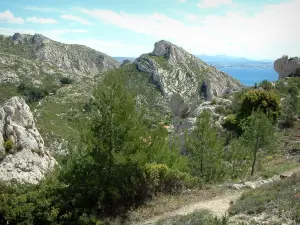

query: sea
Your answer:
[207,62,278,87]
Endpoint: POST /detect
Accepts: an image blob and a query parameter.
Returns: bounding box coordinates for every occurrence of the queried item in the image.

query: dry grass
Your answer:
[120,185,225,224]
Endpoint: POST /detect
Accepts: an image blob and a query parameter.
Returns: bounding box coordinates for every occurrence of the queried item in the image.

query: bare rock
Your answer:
[134,40,243,111]
[0,97,56,184]
[274,55,300,79]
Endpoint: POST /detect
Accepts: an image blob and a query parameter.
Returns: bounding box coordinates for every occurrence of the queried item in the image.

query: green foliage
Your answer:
[211,98,217,105]
[256,80,273,91]
[280,84,300,128]
[229,172,300,223]
[223,114,242,135]
[0,174,63,225]
[4,139,14,151]
[59,77,73,85]
[156,210,229,225]
[17,82,59,103]
[240,89,280,122]
[186,111,226,183]
[57,69,192,219]
[225,138,251,179]
[242,110,274,176]
[144,163,199,194]
[147,55,170,70]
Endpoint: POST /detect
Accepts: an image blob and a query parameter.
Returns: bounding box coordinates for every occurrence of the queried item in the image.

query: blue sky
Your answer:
[0,0,299,59]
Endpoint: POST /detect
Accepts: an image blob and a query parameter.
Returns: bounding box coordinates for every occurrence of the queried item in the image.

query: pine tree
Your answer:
[242,110,274,176]
[186,110,225,183]
[281,84,300,127]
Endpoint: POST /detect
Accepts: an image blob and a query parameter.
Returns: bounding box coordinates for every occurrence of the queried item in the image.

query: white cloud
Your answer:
[80,0,300,60]
[0,10,24,24]
[60,14,93,25]
[179,0,188,3]
[26,17,58,24]
[197,0,232,8]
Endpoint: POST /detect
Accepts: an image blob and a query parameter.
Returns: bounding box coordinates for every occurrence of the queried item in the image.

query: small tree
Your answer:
[186,110,225,183]
[225,138,251,179]
[242,110,274,176]
[281,84,300,128]
[240,89,280,122]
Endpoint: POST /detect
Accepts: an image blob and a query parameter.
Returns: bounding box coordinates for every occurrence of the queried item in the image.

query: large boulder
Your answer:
[0,97,56,184]
[274,55,300,79]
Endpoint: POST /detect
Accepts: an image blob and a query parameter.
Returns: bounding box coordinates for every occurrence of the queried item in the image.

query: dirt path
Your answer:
[135,167,300,225]
[137,191,242,225]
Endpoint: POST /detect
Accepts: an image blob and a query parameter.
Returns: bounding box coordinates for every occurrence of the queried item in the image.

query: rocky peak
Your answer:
[134,40,243,118]
[274,55,300,79]
[0,97,56,184]
[152,40,196,65]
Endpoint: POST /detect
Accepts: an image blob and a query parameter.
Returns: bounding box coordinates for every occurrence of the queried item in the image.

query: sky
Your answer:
[0,0,299,60]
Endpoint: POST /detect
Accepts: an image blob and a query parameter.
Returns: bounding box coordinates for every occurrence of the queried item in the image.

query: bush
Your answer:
[215,106,226,115]
[156,210,229,225]
[211,98,217,105]
[60,77,73,85]
[223,114,242,135]
[4,139,14,151]
[144,163,198,194]
[240,89,280,122]
[17,82,58,103]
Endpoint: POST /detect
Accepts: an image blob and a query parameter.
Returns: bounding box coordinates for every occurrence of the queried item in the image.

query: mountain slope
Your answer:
[0,33,120,77]
[134,40,243,107]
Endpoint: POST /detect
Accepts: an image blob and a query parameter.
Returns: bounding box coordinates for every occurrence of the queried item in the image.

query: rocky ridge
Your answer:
[274,55,300,79]
[0,33,120,78]
[0,97,56,184]
[134,40,243,115]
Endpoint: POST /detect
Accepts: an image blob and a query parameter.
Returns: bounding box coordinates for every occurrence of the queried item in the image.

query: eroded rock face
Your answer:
[274,55,300,79]
[0,97,56,184]
[134,40,243,116]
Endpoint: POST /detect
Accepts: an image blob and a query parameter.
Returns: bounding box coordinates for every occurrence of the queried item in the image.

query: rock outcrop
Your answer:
[0,97,56,184]
[134,40,243,117]
[274,55,300,79]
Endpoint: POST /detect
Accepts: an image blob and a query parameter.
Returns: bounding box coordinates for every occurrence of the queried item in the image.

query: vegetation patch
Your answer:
[156,210,229,225]
[229,172,300,223]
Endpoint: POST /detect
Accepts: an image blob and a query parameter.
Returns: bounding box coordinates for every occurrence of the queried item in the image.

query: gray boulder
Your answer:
[0,97,56,184]
[274,55,300,79]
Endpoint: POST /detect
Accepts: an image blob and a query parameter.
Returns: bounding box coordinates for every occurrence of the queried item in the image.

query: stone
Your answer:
[134,40,243,111]
[274,55,300,79]
[0,97,56,184]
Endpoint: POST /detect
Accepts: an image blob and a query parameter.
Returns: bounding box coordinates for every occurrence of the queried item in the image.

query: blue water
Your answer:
[214,66,278,86]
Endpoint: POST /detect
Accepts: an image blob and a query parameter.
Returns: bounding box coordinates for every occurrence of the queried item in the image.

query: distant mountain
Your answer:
[196,54,273,63]
[114,57,136,63]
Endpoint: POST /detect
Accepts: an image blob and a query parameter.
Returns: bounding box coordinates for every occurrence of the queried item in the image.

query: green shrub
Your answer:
[144,163,198,194]
[60,77,73,85]
[215,105,226,115]
[17,82,59,103]
[211,98,217,105]
[223,114,242,135]
[240,89,280,122]
[4,139,14,151]
[156,210,229,225]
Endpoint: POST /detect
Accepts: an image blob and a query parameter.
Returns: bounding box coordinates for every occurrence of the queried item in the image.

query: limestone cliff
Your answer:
[274,55,300,79]
[0,97,56,184]
[134,40,243,117]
